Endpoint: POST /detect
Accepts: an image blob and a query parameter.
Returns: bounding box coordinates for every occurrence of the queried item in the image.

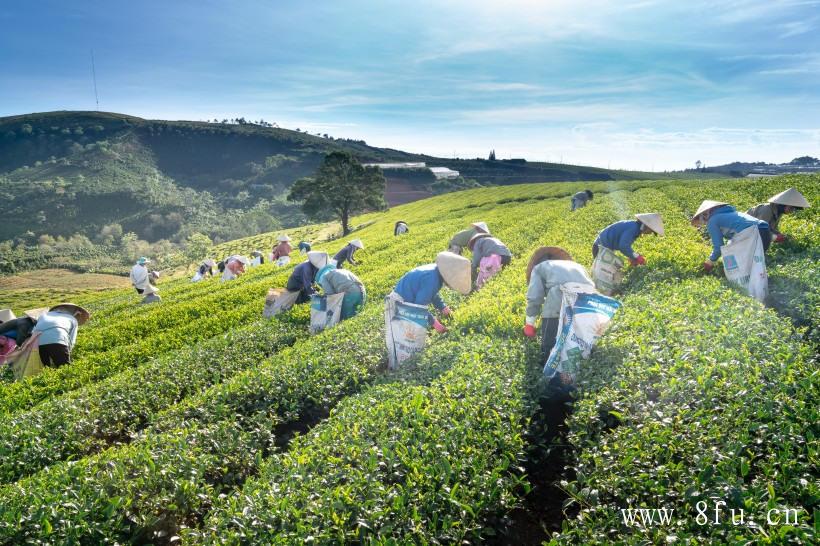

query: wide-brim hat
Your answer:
[350,239,364,249]
[435,251,471,295]
[308,251,329,269]
[768,187,810,208]
[526,247,573,283]
[204,259,216,268]
[471,221,489,233]
[229,255,250,265]
[0,309,15,323]
[24,308,49,321]
[137,257,151,265]
[467,232,492,251]
[277,234,292,242]
[49,303,91,325]
[691,200,727,225]
[635,213,664,236]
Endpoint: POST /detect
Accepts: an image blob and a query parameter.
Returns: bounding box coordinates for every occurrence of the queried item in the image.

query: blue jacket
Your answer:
[393,264,445,311]
[595,220,642,259]
[706,205,769,261]
[286,261,318,296]
[333,244,358,268]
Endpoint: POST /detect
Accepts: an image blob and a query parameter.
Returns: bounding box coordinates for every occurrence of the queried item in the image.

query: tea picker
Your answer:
[272,234,293,266]
[467,232,512,289]
[191,258,216,282]
[384,251,470,369]
[298,241,312,254]
[130,257,160,302]
[221,255,250,282]
[332,239,364,269]
[746,187,811,243]
[286,251,329,304]
[30,303,91,368]
[448,221,489,255]
[692,201,771,272]
[394,221,409,236]
[570,189,594,211]
[308,263,367,334]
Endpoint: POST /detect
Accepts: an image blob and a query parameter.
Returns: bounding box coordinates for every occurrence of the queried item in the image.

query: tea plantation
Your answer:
[0,175,816,545]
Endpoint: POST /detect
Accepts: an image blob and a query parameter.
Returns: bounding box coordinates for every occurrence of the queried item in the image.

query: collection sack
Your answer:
[309,293,345,334]
[385,297,429,370]
[591,246,624,296]
[721,226,768,302]
[263,288,299,318]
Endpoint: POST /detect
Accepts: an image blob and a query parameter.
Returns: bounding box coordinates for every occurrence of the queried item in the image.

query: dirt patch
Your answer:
[0,269,130,291]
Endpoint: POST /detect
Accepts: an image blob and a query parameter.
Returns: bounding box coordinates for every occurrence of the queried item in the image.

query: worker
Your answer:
[221,255,250,282]
[692,200,771,272]
[523,247,595,359]
[0,309,37,344]
[448,221,489,254]
[746,187,811,243]
[316,263,366,320]
[394,221,409,236]
[130,257,157,295]
[384,251,470,369]
[286,251,329,304]
[571,189,594,211]
[250,250,265,266]
[191,259,216,282]
[30,303,90,367]
[272,235,293,266]
[593,213,665,265]
[333,239,364,269]
[298,241,312,254]
[467,232,512,288]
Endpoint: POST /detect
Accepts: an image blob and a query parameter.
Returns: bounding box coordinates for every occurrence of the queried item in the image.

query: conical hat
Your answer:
[471,221,489,233]
[526,247,573,283]
[204,259,216,268]
[768,187,810,208]
[435,251,471,295]
[691,200,727,224]
[350,239,364,249]
[24,308,49,321]
[50,303,91,325]
[467,232,492,251]
[229,255,249,265]
[277,234,292,242]
[0,309,15,323]
[308,251,329,269]
[635,213,664,236]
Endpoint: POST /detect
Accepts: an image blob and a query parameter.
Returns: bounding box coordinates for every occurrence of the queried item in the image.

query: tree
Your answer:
[488,149,496,161]
[695,160,702,170]
[288,151,386,235]
[183,232,212,268]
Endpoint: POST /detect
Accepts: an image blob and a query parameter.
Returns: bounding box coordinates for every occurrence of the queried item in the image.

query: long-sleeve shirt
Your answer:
[286,261,319,296]
[333,244,358,268]
[393,264,445,311]
[321,269,365,298]
[272,242,292,260]
[471,237,512,272]
[594,220,642,259]
[571,191,590,208]
[746,203,783,235]
[130,264,150,290]
[705,205,769,261]
[449,227,479,249]
[526,260,594,319]
[394,223,409,235]
[31,311,78,349]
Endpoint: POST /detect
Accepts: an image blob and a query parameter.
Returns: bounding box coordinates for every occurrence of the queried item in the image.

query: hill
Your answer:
[0,174,815,544]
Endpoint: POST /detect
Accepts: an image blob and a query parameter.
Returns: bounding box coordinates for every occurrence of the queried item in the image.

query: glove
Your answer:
[774,233,786,243]
[432,318,448,334]
[523,324,537,338]
[441,306,452,318]
[703,260,714,273]
[630,255,646,266]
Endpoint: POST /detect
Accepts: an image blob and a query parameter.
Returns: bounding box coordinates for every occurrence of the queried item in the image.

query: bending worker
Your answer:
[692,200,770,272]
[467,232,512,288]
[571,189,594,211]
[272,235,293,265]
[221,255,249,282]
[317,263,366,320]
[746,187,811,243]
[593,213,664,265]
[394,221,409,236]
[192,259,216,282]
[523,247,595,359]
[333,239,364,269]
[298,241,312,254]
[448,221,489,255]
[286,251,329,304]
[130,257,156,295]
[31,303,90,367]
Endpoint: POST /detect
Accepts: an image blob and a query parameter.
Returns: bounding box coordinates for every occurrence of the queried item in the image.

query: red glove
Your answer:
[441,306,452,318]
[630,255,646,266]
[703,260,714,273]
[432,318,448,334]
[774,234,786,243]
[523,324,536,338]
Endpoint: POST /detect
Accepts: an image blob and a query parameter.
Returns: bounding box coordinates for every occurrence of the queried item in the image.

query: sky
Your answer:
[1,0,819,170]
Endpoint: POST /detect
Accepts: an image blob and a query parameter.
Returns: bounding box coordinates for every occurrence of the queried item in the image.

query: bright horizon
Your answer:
[2,0,819,171]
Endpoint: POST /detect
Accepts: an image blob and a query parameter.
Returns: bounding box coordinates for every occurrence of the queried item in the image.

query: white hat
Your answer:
[635,213,664,236]
[49,303,91,325]
[308,251,329,269]
[204,259,216,268]
[350,239,364,249]
[0,309,15,323]
[768,187,810,208]
[24,308,49,321]
[471,221,489,233]
[435,251,471,295]
[277,234,292,242]
[229,255,250,265]
[692,200,727,225]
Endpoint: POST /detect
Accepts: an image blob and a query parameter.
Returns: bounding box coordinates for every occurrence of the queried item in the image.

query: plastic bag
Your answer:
[591,247,624,296]
[721,226,768,302]
[309,293,345,334]
[276,256,291,267]
[384,295,429,370]
[9,332,43,381]
[263,288,299,318]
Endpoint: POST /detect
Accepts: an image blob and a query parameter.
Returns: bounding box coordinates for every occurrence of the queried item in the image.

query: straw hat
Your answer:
[435,251,471,295]
[526,247,573,283]
[768,187,810,208]
[24,308,49,321]
[49,303,91,325]
[277,234,292,242]
[204,258,216,268]
[635,213,664,236]
[228,255,249,266]
[350,239,364,249]
[691,200,727,225]
[308,251,329,269]
[0,309,15,323]
[471,221,489,233]
[467,232,492,251]
[137,257,151,265]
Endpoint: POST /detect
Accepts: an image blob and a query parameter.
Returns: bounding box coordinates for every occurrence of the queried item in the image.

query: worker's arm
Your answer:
[431,291,445,312]
[706,220,724,262]
[618,226,640,260]
[68,319,78,350]
[525,273,546,319]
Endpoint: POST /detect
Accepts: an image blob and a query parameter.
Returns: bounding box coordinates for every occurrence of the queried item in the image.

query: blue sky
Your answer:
[1,0,819,170]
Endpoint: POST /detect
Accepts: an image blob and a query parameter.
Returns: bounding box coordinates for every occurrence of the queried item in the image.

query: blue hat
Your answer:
[137,257,150,265]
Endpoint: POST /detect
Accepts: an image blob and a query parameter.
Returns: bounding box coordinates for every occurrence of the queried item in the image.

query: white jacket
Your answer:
[130,264,150,290]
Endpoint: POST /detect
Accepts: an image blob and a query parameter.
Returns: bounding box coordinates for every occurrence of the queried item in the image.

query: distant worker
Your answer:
[317,263,366,320]
[746,187,811,243]
[333,239,364,269]
[523,247,595,359]
[571,189,594,211]
[394,221,409,236]
[467,232,512,289]
[298,241,312,254]
[692,201,770,272]
[593,213,665,265]
[130,257,156,295]
[0,309,39,346]
[272,234,293,266]
[221,255,250,282]
[191,259,216,282]
[448,221,489,254]
[286,251,329,304]
[30,303,90,367]
[250,250,265,266]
